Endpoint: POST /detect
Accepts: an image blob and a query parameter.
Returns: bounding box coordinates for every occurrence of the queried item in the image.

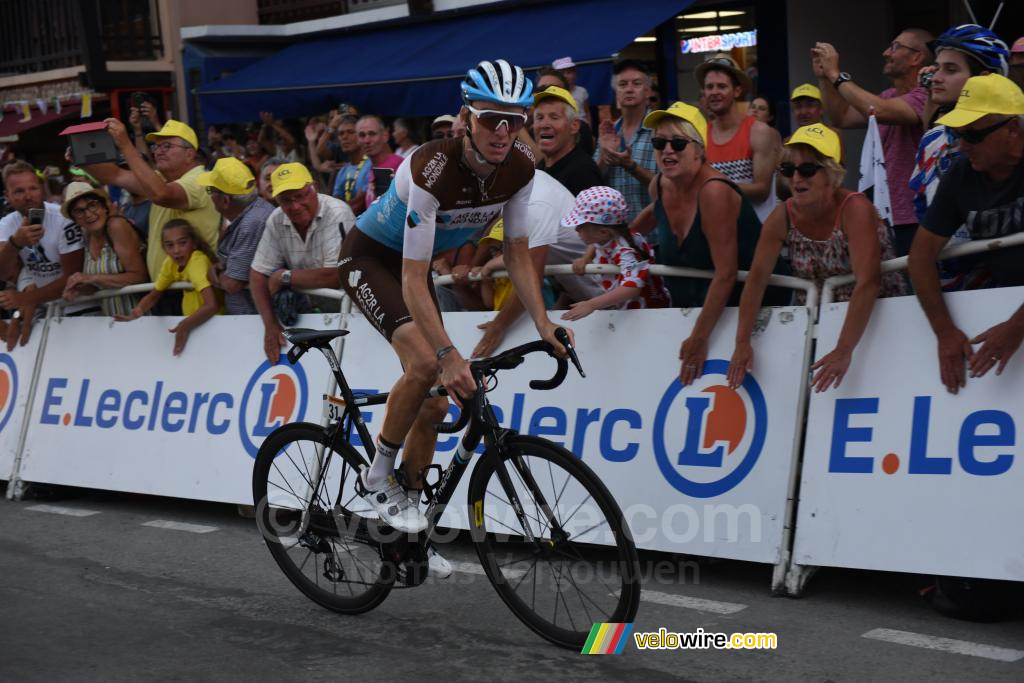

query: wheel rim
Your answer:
[476,446,638,640]
[257,433,389,598]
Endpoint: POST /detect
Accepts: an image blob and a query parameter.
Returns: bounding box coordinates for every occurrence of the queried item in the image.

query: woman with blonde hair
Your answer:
[633,101,766,386]
[728,125,905,393]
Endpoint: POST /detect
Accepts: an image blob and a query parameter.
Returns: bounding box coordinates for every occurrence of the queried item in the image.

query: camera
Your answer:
[132,91,147,109]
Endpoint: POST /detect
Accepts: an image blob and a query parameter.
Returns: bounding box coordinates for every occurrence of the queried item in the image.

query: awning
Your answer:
[198,0,690,124]
[0,103,82,138]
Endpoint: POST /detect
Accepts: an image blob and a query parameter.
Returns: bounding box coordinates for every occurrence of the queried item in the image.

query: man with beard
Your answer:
[813,28,934,255]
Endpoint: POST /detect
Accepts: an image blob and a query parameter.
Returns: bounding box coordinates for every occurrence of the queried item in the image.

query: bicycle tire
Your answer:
[467,435,641,649]
[252,422,393,614]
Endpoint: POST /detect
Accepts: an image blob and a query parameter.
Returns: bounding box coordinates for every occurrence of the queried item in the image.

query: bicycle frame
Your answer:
[311,342,557,551]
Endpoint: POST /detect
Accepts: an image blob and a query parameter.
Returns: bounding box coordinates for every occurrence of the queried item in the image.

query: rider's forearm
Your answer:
[503,238,549,330]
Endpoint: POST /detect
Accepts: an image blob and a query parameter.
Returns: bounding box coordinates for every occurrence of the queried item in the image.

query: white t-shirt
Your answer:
[0,202,88,312]
[527,171,603,301]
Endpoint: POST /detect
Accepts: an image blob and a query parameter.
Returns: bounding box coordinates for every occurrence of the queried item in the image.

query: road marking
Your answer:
[450,561,526,579]
[612,589,747,615]
[862,628,1024,662]
[26,504,99,517]
[142,520,219,534]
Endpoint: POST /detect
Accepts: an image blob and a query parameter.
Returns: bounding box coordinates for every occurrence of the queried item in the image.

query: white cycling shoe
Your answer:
[406,489,453,579]
[360,470,428,534]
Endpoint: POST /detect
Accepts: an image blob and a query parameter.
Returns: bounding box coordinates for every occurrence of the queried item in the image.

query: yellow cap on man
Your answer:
[197,157,255,195]
[936,73,1024,128]
[790,83,822,101]
[533,86,579,113]
[144,119,199,149]
[270,162,314,198]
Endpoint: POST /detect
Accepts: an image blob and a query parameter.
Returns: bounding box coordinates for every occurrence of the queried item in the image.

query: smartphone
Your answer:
[27,207,44,225]
[132,91,147,109]
[372,167,394,197]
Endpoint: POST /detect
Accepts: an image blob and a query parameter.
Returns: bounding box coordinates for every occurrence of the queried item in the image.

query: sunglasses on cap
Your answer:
[958,117,1013,145]
[466,105,527,133]
[778,162,825,178]
[651,137,692,152]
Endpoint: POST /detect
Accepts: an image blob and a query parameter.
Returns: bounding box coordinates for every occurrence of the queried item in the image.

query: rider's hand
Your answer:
[537,319,573,359]
[438,349,476,407]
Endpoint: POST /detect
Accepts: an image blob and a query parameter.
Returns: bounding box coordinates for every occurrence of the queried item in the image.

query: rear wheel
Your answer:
[468,435,641,649]
[252,422,392,614]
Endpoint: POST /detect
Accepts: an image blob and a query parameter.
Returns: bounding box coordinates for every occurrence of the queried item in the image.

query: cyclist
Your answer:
[338,59,573,546]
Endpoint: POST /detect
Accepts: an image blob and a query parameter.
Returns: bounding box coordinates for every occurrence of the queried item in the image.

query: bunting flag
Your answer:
[36,98,48,116]
[80,93,93,118]
[857,110,893,227]
[18,102,31,123]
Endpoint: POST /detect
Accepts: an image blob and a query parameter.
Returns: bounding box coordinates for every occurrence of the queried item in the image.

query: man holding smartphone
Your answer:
[0,161,88,346]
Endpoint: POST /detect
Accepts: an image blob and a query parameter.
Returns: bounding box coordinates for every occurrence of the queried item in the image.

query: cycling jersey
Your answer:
[355,136,536,261]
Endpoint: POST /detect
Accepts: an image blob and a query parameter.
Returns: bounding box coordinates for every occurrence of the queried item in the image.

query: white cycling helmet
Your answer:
[461,59,533,108]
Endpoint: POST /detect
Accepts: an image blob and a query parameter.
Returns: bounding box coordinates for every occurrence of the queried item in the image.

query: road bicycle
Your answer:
[252,327,640,649]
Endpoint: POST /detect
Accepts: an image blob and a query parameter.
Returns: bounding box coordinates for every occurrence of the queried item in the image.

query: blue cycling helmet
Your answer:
[934,24,1009,76]
[461,59,533,108]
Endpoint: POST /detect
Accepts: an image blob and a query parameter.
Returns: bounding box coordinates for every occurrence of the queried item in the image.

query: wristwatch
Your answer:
[281,270,292,287]
[833,72,852,90]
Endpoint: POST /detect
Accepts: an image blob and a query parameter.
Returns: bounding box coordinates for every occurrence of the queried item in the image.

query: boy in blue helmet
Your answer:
[337,60,573,558]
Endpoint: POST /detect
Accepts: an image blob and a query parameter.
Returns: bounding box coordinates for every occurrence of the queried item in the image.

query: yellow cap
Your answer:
[643,101,708,146]
[197,157,255,196]
[144,119,199,149]
[533,86,578,113]
[790,83,822,101]
[935,73,1024,128]
[482,219,504,243]
[786,124,841,162]
[270,162,314,198]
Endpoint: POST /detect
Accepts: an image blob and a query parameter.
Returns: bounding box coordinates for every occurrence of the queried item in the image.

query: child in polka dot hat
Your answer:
[561,186,671,319]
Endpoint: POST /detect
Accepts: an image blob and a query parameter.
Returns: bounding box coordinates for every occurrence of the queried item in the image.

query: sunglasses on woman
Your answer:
[466,105,527,133]
[651,137,692,152]
[778,162,824,178]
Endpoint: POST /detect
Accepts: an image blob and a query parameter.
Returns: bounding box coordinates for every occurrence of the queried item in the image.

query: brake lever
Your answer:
[554,327,585,378]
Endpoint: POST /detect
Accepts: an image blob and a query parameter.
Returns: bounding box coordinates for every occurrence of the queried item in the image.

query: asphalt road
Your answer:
[1,484,1022,681]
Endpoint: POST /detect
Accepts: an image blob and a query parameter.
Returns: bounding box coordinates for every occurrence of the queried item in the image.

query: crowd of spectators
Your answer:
[0,34,1022,387]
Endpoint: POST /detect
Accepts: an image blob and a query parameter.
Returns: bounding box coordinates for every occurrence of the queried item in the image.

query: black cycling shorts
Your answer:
[338,228,440,342]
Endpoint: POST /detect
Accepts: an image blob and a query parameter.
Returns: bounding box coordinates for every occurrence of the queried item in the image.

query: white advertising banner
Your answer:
[339,307,810,562]
[794,288,1024,580]
[18,314,342,503]
[0,331,43,480]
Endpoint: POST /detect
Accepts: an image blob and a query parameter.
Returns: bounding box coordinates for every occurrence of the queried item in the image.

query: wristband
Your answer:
[436,345,456,361]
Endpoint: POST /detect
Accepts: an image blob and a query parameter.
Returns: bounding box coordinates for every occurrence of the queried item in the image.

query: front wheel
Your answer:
[252,422,392,614]
[468,435,641,649]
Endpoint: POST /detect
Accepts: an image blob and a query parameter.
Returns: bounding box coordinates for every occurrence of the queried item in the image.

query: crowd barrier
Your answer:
[0,247,1019,596]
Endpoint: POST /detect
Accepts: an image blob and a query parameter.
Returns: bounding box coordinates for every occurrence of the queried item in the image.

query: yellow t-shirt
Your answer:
[154,250,222,316]
[147,165,222,281]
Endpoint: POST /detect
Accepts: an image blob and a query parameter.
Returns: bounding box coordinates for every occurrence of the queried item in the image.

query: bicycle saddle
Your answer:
[283,328,350,348]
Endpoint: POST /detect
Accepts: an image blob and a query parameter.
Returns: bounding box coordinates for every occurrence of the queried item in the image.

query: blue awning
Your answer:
[198,0,690,124]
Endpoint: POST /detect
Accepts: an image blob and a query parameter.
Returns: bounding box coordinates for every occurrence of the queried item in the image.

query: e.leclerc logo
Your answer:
[0,353,18,432]
[238,356,308,458]
[38,356,307,458]
[652,359,767,498]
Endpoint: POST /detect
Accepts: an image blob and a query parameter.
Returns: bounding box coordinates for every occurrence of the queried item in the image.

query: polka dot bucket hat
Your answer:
[560,186,630,229]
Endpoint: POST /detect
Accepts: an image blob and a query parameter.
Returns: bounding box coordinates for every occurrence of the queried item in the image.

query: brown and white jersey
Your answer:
[355,136,535,261]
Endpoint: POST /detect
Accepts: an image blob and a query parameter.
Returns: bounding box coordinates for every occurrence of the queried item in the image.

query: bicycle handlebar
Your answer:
[434,327,583,434]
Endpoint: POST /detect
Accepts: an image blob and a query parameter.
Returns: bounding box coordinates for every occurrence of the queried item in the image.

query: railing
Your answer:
[821,232,1024,305]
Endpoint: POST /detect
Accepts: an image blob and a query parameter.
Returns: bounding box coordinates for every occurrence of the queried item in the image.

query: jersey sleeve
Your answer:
[402,178,441,261]
[185,252,214,293]
[153,257,176,291]
[500,176,535,242]
[614,242,649,289]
